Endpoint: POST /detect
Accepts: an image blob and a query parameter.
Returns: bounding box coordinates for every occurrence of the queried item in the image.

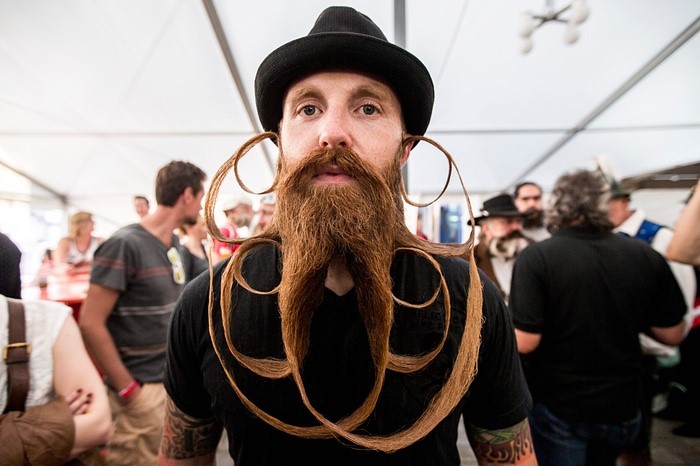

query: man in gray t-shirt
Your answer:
[80,160,206,466]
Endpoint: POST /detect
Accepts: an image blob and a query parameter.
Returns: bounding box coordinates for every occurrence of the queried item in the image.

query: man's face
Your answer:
[514,184,543,213]
[607,197,630,227]
[134,198,149,218]
[481,216,523,241]
[226,204,254,228]
[257,203,276,230]
[183,185,205,224]
[279,71,410,181]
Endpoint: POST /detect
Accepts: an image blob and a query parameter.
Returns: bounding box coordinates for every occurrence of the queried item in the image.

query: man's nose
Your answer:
[318,109,351,149]
[508,219,523,230]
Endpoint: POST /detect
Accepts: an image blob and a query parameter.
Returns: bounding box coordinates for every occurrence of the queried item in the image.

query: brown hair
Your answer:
[547,169,613,233]
[155,161,207,207]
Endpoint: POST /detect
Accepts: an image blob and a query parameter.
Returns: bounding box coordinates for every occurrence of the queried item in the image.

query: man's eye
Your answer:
[361,104,377,115]
[302,106,316,116]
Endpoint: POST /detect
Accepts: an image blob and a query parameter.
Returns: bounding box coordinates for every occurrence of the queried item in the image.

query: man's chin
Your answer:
[523,210,544,229]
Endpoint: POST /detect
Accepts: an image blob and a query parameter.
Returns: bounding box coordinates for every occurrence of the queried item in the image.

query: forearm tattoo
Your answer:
[160,398,223,459]
[468,419,535,464]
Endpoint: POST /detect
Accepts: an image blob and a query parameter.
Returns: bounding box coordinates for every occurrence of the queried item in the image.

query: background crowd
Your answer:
[0,3,698,465]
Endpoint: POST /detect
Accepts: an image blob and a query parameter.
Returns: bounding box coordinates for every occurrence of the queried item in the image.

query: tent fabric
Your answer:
[0,0,699,228]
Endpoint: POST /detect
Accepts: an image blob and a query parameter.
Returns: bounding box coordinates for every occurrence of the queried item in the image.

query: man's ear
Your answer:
[182,186,194,203]
[400,134,413,166]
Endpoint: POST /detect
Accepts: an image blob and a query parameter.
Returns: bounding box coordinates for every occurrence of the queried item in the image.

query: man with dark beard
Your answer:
[513,182,550,242]
[158,7,535,466]
[475,194,531,302]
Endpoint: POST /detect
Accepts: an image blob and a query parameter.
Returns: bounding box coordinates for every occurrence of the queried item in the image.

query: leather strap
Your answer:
[4,299,30,413]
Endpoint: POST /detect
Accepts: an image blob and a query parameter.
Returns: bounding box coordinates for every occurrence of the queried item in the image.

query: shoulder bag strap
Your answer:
[3,299,31,413]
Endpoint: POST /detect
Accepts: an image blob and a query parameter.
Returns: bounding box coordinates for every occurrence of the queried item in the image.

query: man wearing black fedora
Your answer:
[474,194,531,302]
[159,6,535,465]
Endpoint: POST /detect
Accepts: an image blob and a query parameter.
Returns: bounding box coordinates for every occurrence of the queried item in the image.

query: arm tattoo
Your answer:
[160,398,224,460]
[467,418,535,464]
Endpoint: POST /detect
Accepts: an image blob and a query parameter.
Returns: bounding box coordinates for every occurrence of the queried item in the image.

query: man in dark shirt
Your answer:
[80,161,206,466]
[510,169,686,466]
[159,7,535,465]
[0,231,22,298]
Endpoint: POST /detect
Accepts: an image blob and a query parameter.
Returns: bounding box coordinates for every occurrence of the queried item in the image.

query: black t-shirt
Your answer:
[0,232,22,299]
[178,243,208,284]
[165,245,531,465]
[510,226,687,423]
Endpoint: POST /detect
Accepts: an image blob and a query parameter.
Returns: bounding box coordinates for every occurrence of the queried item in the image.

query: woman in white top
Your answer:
[0,295,112,460]
[54,211,104,275]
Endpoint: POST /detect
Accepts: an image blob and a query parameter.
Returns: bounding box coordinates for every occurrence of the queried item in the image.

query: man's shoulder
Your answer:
[430,254,474,287]
[102,223,142,242]
[100,224,152,249]
[0,232,21,255]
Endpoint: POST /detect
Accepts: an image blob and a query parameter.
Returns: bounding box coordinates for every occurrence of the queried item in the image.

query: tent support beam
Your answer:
[0,159,67,205]
[503,14,700,192]
[394,0,410,190]
[201,0,275,174]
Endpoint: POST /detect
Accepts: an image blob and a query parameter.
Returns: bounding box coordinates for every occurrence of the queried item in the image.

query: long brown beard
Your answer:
[270,147,403,373]
[204,132,483,452]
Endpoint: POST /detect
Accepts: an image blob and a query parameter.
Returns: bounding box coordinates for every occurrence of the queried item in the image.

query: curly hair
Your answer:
[547,169,613,233]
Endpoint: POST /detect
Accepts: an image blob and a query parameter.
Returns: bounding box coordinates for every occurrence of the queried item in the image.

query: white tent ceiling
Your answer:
[1,0,699,230]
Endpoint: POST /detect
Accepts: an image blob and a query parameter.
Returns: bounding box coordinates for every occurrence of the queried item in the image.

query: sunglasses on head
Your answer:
[167,247,185,285]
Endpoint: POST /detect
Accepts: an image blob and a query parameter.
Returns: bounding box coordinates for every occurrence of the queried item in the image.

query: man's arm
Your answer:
[666,179,700,265]
[79,283,139,395]
[158,397,223,466]
[650,322,686,347]
[466,418,538,465]
[53,315,113,457]
[514,329,541,354]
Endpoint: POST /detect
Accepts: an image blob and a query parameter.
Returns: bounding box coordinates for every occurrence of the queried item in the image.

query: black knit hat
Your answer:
[475,194,527,224]
[255,6,434,137]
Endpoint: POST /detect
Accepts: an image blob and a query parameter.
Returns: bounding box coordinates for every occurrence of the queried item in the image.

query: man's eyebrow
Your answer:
[287,87,323,105]
[354,85,391,102]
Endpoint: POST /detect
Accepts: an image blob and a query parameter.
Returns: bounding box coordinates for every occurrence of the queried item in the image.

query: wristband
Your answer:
[118,380,140,400]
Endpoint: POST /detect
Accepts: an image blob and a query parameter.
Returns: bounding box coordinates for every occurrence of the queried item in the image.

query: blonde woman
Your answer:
[54,212,104,274]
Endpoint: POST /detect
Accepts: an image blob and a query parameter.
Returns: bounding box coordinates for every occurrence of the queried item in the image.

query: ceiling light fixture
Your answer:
[519,0,590,54]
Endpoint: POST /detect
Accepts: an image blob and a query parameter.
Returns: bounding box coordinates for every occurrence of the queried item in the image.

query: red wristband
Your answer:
[118,380,140,400]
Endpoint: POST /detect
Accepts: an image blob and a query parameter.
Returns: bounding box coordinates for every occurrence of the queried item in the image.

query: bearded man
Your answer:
[513,181,550,242]
[211,194,254,261]
[158,7,535,466]
[475,194,531,302]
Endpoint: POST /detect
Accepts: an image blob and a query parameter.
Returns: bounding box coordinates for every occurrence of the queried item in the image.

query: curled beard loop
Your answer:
[203,132,483,452]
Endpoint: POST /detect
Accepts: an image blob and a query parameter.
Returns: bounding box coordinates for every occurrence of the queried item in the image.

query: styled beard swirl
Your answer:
[203,132,483,452]
[489,230,532,260]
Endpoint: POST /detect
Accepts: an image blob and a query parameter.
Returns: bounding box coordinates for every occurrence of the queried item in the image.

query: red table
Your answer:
[22,273,90,322]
